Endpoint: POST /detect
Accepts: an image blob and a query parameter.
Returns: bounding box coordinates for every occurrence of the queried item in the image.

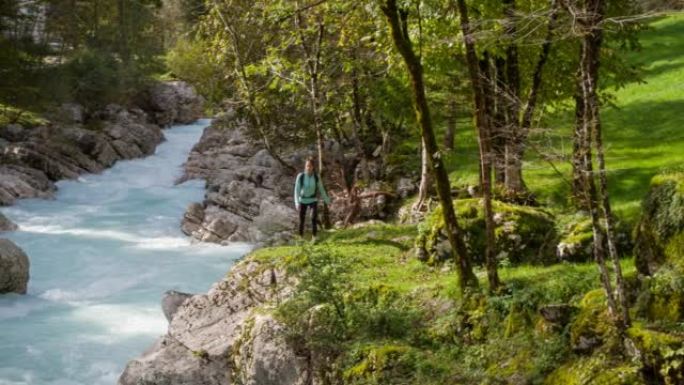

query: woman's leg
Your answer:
[311,202,318,236]
[299,203,307,236]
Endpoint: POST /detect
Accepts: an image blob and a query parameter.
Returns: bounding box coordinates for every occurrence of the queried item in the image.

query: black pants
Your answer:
[298,202,318,236]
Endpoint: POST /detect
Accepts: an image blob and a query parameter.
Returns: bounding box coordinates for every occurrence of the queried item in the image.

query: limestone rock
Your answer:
[180,202,205,236]
[233,314,307,385]
[118,335,230,385]
[162,290,193,322]
[119,258,298,385]
[140,81,204,126]
[0,239,30,294]
[0,212,17,232]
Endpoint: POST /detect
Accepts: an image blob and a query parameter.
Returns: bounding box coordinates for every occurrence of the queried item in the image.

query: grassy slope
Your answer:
[249,223,648,384]
[238,15,684,385]
[445,13,684,223]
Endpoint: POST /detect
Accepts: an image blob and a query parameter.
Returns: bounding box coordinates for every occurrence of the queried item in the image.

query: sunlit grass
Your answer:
[444,13,684,224]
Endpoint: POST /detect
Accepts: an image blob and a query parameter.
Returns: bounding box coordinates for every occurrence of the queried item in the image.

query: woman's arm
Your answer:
[294,173,301,207]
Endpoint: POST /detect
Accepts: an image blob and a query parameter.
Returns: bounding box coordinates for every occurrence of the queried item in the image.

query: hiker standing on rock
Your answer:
[294,157,330,239]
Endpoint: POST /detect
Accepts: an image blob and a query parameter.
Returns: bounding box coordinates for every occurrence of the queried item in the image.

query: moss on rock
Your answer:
[417,199,558,266]
[634,269,684,324]
[543,356,643,385]
[627,324,684,385]
[557,214,632,262]
[634,172,684,275]
[569,289,620,354]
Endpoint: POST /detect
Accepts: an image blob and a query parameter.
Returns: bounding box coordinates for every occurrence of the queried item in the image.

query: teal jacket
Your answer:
[294,172,331,206]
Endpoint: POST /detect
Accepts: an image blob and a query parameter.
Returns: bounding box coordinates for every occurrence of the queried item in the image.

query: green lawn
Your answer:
[445,13,684,223]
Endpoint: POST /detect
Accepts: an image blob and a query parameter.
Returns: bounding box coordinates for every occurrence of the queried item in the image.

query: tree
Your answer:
[454,0,501,291]
[380,0,478,291]
[571,0,630,330]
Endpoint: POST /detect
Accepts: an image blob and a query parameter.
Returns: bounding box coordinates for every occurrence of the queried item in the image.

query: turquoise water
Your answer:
[0,119,251,385]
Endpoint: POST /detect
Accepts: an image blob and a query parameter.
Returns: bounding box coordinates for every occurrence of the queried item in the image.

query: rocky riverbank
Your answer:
[118,256,303,385]
[0,81,203,206]
[178,112,305,245]
[178,111,413,246]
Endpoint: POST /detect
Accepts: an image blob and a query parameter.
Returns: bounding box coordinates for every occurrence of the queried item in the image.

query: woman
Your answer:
[294,157,331,239]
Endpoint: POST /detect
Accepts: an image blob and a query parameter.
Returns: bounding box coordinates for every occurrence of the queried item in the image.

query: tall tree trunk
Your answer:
[502,0,525,195]
[295,7,331,229]
[381,0,478,291]
[492,56,508,185]
[455,0,501,291]
[580,0,630,328]
[572,89,586,206]
[351,67,371,182]
[576,0,629,330]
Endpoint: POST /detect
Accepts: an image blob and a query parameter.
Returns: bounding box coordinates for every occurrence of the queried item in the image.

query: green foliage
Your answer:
[166,38,229,111]
[0,0,169,111]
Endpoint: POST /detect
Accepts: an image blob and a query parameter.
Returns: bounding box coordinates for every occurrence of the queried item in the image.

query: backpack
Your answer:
[297,172,319,199]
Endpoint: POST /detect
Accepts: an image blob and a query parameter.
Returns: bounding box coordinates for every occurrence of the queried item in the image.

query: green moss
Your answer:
[543,356,643,385]
[0,104,48,127]
[343,343,415,383]
[569,289,621,353]
[627,324,684,385]
[634,172,684,275]
[421,198,558,265]
[635,269,684,324]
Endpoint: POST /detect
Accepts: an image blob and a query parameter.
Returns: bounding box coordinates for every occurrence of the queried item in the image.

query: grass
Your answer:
[248,222,650,384]
[443,13,684,224]
[0,103,48,128]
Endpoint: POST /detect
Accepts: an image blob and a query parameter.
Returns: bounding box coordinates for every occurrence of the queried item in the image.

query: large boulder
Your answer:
[119,258,299,385]
[416,198,558,265]
[140,81,204,126]
[0,239,30,294]
[634,172,684,275]
[0,212,17,232]
[0,165,55,205]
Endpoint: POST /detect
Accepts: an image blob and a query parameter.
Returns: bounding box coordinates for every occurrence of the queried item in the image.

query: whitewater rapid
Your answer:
[0,119,251,385]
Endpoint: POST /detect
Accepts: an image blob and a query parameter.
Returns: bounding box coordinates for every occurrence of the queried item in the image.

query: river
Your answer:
[0,119,251,385]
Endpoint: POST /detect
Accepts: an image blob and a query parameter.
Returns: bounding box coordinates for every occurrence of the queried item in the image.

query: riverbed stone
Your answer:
[0,238,30,294]
[0,212,17,232]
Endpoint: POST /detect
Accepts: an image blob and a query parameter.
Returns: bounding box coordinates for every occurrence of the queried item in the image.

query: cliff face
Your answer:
[178,112,302,246]
[0,81,204,206]
[118,256,307,385]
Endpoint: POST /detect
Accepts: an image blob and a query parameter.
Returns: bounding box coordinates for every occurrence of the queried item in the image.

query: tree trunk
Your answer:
[576,0,629,330]
[572,90,586,206]
[581,0,631,328]
[492,56,508,185]
[381,0,478,291]
[455,0,501,291]
[351,67,371,182]
[502,0,524,195]
[414,139,431,212]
